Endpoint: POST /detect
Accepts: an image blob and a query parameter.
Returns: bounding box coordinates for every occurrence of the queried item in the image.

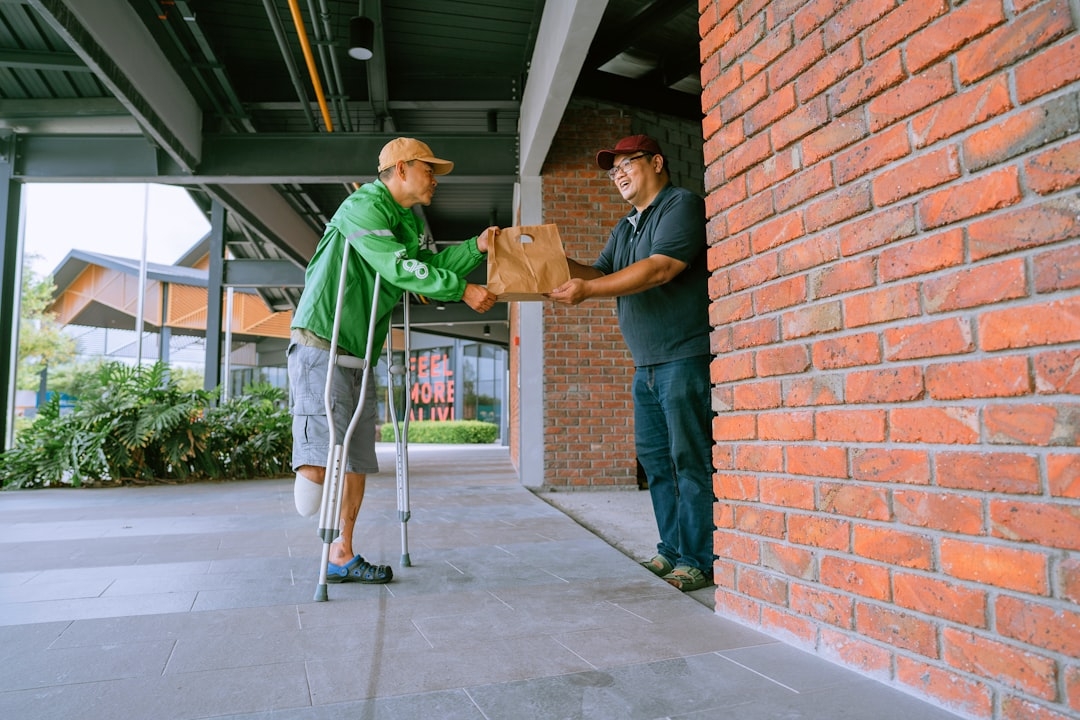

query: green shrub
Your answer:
[380,420,498,444]
[0,361,292,489]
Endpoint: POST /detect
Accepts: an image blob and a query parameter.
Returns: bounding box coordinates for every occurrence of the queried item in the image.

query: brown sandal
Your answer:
[663,565,712,592]
[641,554,674,577]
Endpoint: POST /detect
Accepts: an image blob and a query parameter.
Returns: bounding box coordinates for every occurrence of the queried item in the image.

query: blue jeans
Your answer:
[633,355,714,573]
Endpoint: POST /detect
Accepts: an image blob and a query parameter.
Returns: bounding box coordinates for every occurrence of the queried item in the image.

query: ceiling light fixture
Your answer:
[347,7,374,61]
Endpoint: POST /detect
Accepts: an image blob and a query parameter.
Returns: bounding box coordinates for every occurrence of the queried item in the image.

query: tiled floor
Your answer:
[0,444,966,719]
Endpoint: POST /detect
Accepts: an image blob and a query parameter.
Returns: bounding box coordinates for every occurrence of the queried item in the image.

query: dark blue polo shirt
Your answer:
[594,183,710,367]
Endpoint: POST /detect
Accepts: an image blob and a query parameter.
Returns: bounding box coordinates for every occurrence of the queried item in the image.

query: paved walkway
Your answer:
[0,444,965,719]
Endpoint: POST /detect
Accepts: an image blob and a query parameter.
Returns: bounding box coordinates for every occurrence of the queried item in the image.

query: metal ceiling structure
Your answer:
[0,0,704,443]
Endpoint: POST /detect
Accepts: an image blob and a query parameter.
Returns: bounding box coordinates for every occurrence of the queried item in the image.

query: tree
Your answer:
[17,257,76,391]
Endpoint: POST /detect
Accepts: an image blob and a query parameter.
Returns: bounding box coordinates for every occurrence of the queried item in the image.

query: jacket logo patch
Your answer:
[402,258,429,279]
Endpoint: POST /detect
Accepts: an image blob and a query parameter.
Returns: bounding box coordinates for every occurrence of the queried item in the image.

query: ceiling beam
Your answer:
[27,0,203,171]
[12,133,519,183]
[207,184,320,267]
[518,0,609,177]
[584,0,696,67]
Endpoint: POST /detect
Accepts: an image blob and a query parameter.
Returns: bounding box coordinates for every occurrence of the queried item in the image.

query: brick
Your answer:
[1067,664,1080,715]
[899,657,995,718]
[716,473,760,502]
[805,182,871,233]
[788,513,850,550]
[748,148,801,195]
[946,630,1054,703]
[963,94,1080,173]
[733,379,782,411]
[811,256,875,299]
[984,403,1080,446]
[779,231,840,275]
[856,602,937,656]
[774,163,834,212]
[720,71,769,124]
[728,194,776,237]
[819,627,893,676]
[980,296,1080,350]
[839,204,917,256]
[793,0,848,39]
[724,132,773,180]
[720,12,766,70]
[874,144,962,208]
[823,0,895,49]
[852,448,931,484]
[969,195,1080,261]
[759,410,815,440]
[715,529,762,564]
[893,571,988,627]
[905,0,1006,74]
[1062,557,1080,603]
[845,365,924,403]
[761,606,818,643]
[890,406,979,444]
[999,695,1079,720]
[990,500,1080,551]
[884,317,974,361]
[879,228,964,282]
[1034,244,1080,293]
[750,212,805,253]
[710,293,753,325]
[734,442,786,474]
[709,234,752,271]
[925,355,1032,400]
[924,257,1028,312]
[863,0,948,59]
[782,375,843,407]
[868,61,955,132]
[912,74,1012,148]
[746,77,796,136]
[811,332,881,369]
[736,505,787,539]
[843,284,921,328]
[771,92,829,150]
[756,344,810,376]
[782,301,842,340]
[819,482,890,519]
[713,413,757,441]
[760,476,815,509]
[795,34,861,103]
[1047,453,1080,498]
[918,166,1022,230]
[820,555,890,600]
[791,582,853,627]
[834,123,911,185]
[802,107,868,166]
[997,595,1080,657]
[762,540,817,579]
[732,317,780,350]
[755,275,808,314]
[770,25,826,87]
[738,566,789,605]
[941,538,1049,594]
[894,488,984,534]
[937,451,1041,494]
[789,444,849,479]
[707,174,748,216]
[1015,36,1080,104]
[955,0,1073,85]
[817,409,886,442]
[715,588,762,625]
[829,48,905,117]
[854,525,934,569]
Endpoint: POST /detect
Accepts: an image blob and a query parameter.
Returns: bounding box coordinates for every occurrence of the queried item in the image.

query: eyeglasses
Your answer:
[607,153,650,179]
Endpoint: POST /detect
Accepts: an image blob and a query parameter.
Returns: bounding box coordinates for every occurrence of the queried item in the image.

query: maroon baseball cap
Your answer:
[595,134,664,170]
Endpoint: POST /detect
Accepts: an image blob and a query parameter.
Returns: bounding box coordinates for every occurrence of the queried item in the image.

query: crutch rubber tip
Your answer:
[315,584,328,602]
[294,473,322,517]
[401,554,411,567]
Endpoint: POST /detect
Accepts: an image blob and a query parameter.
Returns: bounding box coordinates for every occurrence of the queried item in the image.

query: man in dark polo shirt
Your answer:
[548,134,714,592]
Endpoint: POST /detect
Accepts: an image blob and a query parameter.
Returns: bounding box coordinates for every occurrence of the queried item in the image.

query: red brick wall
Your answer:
[541,103,638,488]
[700,1,1080,719]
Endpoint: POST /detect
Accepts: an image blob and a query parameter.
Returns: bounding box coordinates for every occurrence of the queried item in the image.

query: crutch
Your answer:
[314,238,382,602]
[385,298,412,567]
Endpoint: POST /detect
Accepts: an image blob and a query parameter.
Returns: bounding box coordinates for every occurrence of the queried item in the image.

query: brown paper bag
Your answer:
[486,224,571,301]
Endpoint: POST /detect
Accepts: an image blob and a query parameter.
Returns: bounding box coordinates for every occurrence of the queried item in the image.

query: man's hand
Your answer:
[546,278,590,305]
[476,226,500,253]
[462,283,497,313]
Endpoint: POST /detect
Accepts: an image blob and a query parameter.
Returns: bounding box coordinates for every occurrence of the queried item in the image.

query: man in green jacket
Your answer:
[289,137,498,584]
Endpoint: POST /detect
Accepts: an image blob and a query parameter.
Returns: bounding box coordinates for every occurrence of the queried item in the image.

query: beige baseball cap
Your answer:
[377,137,454,175]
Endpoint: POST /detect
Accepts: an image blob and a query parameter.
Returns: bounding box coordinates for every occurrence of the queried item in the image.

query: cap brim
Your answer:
[421,157,454,175]
[595,150,616,170]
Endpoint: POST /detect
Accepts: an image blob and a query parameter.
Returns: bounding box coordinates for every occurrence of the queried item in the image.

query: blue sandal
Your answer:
[327,555,393,584]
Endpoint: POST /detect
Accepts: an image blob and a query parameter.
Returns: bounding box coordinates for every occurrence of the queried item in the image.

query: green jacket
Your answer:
[291,180,485,358]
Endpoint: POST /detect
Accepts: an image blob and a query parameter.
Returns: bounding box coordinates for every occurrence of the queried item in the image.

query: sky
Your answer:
[22,183,211,279]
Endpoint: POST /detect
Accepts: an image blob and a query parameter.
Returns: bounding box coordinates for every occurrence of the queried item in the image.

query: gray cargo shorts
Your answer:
[287,341,379,475]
